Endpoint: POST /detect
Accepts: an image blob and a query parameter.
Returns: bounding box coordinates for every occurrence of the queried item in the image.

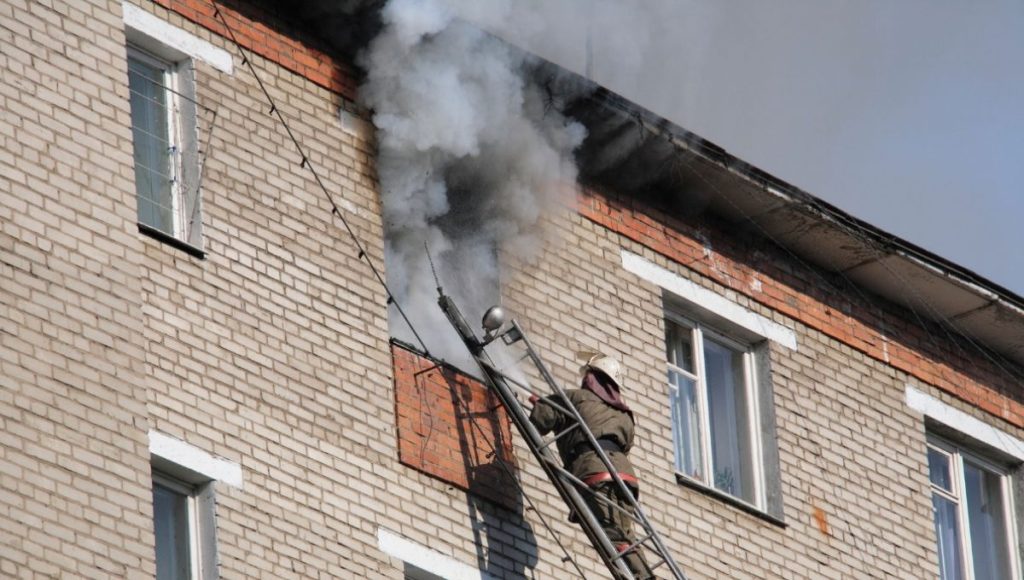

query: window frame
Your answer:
[665,310,767,511]
[125,33,204,254]
[926,434,1021,580]
[152,470,213,580]
[127,45,184,233]
[147,431,242,580]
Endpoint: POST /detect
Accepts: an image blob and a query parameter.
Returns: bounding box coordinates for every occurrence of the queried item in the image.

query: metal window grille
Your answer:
[126,42,208,250]
[128,47,182,236]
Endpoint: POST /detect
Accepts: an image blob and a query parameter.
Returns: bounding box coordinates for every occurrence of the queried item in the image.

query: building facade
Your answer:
[2,1,1022,579]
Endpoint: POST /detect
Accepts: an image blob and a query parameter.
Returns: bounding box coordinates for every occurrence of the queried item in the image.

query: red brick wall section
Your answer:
[392,343,519,509]
[578,188,1024,429]
[153,0,356,99]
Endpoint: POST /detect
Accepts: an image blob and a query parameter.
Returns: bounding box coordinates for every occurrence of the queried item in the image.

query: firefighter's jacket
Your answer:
[529,388,637,484]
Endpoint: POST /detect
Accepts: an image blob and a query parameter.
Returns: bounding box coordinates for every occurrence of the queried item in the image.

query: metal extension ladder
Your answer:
[438,294,688,580]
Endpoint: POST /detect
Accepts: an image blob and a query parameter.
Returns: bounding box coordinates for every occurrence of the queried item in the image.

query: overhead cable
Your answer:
[212,3,430,358]
[211,6,589,576]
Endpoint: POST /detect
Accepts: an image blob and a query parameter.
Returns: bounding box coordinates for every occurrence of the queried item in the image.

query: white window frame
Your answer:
[622,250,784,518]
[666,312,767,510]
[149,431,242,580]
[127,45,189,236]
[123,2,226,252]
[153,471,208,580]
[927,435,1020,580]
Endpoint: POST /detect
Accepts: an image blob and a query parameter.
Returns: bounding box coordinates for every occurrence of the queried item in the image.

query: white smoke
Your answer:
[359,0,587,367]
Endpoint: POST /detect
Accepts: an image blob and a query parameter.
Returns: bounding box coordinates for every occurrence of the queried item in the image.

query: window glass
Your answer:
[927,447,953,492]
[703,335,754,502]
[665,321,693,373]
[153,481,193,580]
[665,315,764,507]
[963,460,1011,580]
[128,53,175,234]
[668,369,702,479]
[932,493,964,580]
[927,437,1018,580]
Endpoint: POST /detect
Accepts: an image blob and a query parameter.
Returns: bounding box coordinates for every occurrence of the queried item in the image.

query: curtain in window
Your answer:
[932,494,964,580]
[667,324,701,478]
[927,447,964,580]
[669,371,701,478]
[964,461,1011,580]
[703,337,753,502]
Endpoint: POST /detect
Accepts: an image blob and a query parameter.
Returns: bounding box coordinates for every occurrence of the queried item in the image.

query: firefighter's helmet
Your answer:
[581,353,623,390]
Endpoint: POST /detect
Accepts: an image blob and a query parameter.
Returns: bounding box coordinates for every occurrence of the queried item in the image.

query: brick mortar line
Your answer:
[576,189,1024,430]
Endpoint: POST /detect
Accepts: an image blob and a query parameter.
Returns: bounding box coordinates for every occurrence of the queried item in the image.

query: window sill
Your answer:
[675,473,787,528]
[138,223,206,259]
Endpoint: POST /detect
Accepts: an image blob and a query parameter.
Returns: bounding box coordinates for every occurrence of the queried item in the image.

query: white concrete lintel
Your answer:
[123,2,233,74]
[906,386,1024,462]
[148,430,243,488]
[621,250,798,350]
[377,528,492,580]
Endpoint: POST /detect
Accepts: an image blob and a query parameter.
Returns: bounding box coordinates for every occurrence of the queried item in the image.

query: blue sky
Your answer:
[458,0,1024,296]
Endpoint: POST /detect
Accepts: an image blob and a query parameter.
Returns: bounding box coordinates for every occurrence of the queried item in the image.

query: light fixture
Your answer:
[481,305,507,333]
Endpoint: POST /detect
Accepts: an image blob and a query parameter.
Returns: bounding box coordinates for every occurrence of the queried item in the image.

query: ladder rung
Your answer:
[542,424,580,449]
[439,296,687,579]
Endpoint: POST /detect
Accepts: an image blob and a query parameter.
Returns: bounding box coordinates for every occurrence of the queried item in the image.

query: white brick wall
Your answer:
[2,1,1022,579]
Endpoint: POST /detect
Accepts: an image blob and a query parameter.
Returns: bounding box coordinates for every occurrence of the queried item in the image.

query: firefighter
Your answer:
[526,353,655,579]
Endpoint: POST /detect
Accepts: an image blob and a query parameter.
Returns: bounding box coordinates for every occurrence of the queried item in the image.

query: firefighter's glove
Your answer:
[517,390,539,407]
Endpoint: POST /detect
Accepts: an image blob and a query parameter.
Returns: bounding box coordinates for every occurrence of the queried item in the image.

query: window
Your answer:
[126,42,202,249]
[623,251,787,519]
[123,3,232,252]
[152,472,216,580]
[148,431,240,580]
[665,313,766,508]
[927,436,1020,580]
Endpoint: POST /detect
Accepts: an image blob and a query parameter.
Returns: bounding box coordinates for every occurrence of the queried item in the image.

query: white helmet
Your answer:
[581,353,623,390]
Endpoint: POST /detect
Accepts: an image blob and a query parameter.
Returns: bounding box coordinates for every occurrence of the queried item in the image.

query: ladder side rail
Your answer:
[481,360,661,558]
[437,296,637,580]
[481,357,619,456]
[511,318,649,509]
[509,320,689,580]
[512,322,661,513]
[510,378,647,527]
[549,464,650,527]
[488,372,637,580]
[482,361,647,527]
